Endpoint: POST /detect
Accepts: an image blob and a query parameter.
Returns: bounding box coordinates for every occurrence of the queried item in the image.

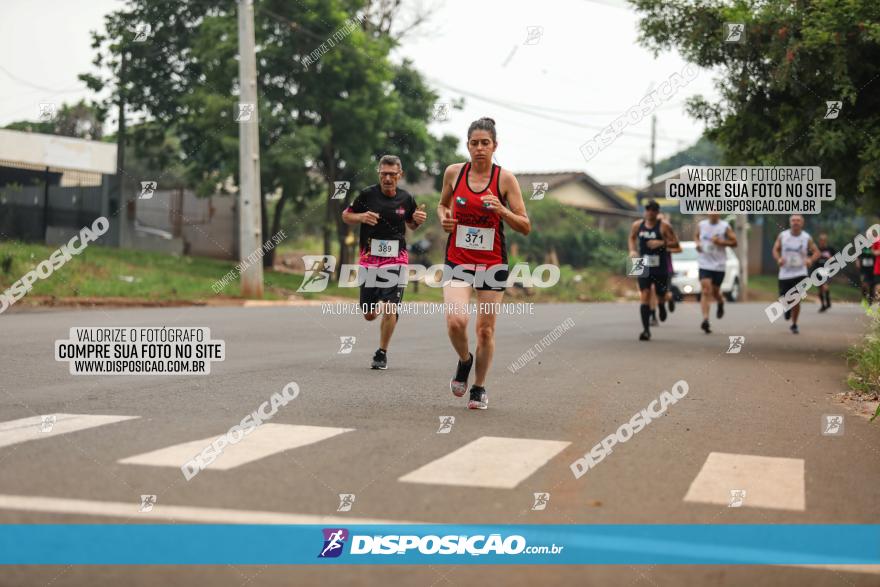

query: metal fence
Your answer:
[0,184,108,243]
[0,183,236,260]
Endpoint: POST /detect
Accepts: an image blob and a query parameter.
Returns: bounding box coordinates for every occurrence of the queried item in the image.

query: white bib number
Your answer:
[785,253,804,268]
[864,257,874,267]
[703,242,717,254]
[644,254,661,267]
[370,239,399,258]
[456,225,495,251]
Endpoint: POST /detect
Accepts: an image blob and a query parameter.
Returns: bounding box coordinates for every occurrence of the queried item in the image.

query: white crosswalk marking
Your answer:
[683,452,806,511]
[399,436,570,489]
[0,414,139,449]
[118,423,353,470]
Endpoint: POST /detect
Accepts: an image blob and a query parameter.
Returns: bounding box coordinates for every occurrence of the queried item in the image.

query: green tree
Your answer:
[653,135,722,176]
[508,199,625,269]
[4,100,104,140]
[80,0,456,269]
[631,0,880,211]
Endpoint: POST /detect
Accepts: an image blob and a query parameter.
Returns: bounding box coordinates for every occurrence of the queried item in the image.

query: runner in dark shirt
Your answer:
[815,233,837,312]
[342,155,426,369]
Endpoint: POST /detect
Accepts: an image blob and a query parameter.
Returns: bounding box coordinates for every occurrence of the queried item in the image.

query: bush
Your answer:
[846,302,880,421]
[508,199,628,271]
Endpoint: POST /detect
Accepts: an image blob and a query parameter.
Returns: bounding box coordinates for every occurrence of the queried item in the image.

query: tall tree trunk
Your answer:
[323,195,332,258]
[335,202,349,271]
[265,191,288,268]
[260,191,271,268]
[322,142,334,259]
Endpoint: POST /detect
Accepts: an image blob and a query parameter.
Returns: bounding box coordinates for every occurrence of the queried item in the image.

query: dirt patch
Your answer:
[276,251,311,273]
[833,390,880,421]
[6,296,242,312]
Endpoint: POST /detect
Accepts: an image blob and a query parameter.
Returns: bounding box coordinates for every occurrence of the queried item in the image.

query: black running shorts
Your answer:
[638,272,669,295]
[699,269,725,286]
[359,265,405,315]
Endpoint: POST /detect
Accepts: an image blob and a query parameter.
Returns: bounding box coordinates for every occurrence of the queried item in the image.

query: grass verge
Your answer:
[845,302,880,421]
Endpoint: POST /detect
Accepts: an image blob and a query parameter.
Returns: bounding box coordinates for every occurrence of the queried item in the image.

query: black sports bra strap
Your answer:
[492,165,504,202]
[452,163,468,194]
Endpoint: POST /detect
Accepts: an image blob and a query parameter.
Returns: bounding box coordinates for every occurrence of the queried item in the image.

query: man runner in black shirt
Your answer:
[628,200,680,341]
[815,233,837,312]
[859,243,876,304]
[342,155,427,369]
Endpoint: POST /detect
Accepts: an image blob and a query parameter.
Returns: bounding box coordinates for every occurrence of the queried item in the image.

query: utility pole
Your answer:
[650,115,656,186]
[116,49,128,247]
[237,0,263,297]
[638,114,657,212]
[736,215,749,301]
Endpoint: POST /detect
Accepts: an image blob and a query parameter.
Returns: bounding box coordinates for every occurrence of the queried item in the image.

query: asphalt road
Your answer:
[1,299,878,586]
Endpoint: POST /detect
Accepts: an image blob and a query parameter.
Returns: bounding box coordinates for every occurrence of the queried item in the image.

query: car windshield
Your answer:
[673,247,698,261]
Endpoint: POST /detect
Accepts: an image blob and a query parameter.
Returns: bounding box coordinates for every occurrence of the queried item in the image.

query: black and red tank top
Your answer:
[444,162,508,267]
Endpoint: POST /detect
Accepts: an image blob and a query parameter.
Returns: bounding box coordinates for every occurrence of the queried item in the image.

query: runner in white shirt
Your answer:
[772,215,820,334]
[695,214,737,334]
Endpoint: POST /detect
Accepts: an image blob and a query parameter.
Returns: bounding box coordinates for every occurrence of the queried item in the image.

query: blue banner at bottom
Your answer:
[1,525,878,565]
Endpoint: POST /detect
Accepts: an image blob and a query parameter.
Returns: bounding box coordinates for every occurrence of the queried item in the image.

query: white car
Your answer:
[670,241,742,302]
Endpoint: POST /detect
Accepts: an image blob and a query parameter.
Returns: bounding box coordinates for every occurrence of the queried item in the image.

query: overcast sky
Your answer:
[0,0,718,188]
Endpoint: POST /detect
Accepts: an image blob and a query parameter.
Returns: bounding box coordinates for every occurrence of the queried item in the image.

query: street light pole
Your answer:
[237,0,263,297]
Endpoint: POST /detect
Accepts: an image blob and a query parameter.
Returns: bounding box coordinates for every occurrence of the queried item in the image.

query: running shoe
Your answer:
[658,303,667,322]
[701,319,711,334]
[371,348,387,370]
[716,302,724,319]
[784,309,791,321]
[650,316,659,327]
[819,304,827,313]
[467,385,488,410]
[668,297,676,312]
[790,324,799,334]
[639,330,651,341]
[450,352,473,397]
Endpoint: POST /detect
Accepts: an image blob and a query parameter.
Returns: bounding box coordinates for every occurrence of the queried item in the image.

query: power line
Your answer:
[512,99,689,117]
[0,65,85,94]
[430,78,691,143]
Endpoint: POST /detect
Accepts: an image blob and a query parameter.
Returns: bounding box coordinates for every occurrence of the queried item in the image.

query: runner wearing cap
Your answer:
[628,200,680,341]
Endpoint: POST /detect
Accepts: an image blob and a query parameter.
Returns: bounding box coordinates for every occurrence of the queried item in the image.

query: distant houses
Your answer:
[515,171,640,230]
[401,168,641,230]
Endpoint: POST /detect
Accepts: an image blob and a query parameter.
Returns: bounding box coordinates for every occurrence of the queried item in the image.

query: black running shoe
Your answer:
[639,330,651,341]
[669,297,676,312]
[658,303,667,322]
[716,302,724,319]
[701,319,711,334]
[467,385,488,410]
[819,304,827,313]
[450,353,473,397]
[791,324,799,334]
[371,348,387,370]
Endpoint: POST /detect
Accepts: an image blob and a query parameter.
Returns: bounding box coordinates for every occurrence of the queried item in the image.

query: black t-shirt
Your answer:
[637,220,668,275]
[860,247,875,273]
[348,185,416,252]
[817,245,837,267]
